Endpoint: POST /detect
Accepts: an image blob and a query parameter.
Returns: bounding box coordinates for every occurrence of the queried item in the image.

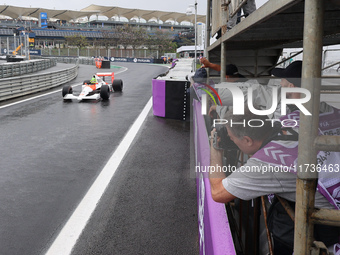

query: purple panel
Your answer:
[152,79,166,117]
[193,100,236,255]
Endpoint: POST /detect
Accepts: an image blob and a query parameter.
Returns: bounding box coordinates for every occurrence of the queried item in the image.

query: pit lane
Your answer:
[0,62,198,255]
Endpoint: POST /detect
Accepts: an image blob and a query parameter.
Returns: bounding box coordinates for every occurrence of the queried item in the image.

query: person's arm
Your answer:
[209,130,237,203]
[208,105,217,118]
[200,57,221,72]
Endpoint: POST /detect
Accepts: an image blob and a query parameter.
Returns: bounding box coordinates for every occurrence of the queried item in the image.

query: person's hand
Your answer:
[210,128,217,146]
[210,128,224,156]
[210,128,221,147]
[200,57,210,68]
[208,105,217,119]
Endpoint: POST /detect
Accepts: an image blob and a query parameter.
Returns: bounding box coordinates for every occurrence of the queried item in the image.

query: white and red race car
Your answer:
[62,72,123,101]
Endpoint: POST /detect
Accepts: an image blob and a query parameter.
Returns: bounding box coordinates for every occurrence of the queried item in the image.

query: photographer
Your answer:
[209,106,340,254]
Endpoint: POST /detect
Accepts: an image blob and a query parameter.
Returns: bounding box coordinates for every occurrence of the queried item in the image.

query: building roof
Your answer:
[0,5,97,21]
[0,4,206,24]
[81,4,206,24]
[176,45,204,53]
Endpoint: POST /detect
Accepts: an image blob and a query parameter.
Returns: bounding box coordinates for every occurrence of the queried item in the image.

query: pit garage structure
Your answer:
[201,0,340,254]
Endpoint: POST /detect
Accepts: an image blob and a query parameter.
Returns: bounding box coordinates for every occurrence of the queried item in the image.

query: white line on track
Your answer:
[0,66,128,110]
[45,97,152,255]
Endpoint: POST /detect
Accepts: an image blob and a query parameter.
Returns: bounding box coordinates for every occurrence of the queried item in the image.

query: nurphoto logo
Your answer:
[201,83,311,116]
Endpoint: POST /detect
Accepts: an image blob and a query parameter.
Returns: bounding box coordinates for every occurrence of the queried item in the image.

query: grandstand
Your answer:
[0,4,205,48]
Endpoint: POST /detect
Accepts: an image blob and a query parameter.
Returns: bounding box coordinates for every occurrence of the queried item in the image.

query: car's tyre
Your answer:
[112,79,123,92]
[100,85,110,100]
[62,85,73,97]
[83,80,91,85]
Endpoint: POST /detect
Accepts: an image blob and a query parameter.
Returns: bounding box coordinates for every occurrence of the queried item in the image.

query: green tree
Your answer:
[112,25,177,58]
[151,29,176,56]
[116,25,134,51]
[65,35,89,49]
[129,27,148,57]
[101,30,120,50]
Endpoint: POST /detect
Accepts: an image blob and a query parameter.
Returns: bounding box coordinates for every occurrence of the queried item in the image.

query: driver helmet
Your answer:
[91,75,97,82]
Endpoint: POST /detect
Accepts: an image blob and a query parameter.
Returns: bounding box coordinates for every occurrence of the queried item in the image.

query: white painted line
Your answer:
[113,66,128,75]
[0,67,128,110]
[45,97,153,255]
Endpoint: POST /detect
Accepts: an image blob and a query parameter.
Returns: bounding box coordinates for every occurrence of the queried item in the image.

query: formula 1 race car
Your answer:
[62,72,123,101]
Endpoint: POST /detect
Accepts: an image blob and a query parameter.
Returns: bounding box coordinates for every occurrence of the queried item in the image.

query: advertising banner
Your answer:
[110,57,154,63]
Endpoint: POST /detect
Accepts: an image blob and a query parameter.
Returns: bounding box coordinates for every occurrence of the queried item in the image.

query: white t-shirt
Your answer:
[222,157,334,209]
[222,103,339,210]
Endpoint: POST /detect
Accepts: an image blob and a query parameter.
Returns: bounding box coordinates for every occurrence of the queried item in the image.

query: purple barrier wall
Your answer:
[193,99,236,255]
[171,59,178,68]
[152,79,166,117]
[152,78,188,120]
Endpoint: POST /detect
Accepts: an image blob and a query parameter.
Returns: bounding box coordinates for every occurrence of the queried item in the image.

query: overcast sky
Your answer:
[6,0,207,14]
[6,0,267,15]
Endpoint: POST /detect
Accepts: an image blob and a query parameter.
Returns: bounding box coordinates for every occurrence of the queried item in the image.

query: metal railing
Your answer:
[60,57,95,65]
[0,59,57,79]
[30,56,93,65]
[40,56,95,65]
[39,47,161,59]
[0,62,78,102]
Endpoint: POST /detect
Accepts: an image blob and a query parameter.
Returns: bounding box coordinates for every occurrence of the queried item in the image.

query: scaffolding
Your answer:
[204,0,340,253]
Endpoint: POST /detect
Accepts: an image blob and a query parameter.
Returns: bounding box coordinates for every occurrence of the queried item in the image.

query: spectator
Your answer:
[200,57,281,119]
[209,58,339,252]
[271,60,302,89]
[200,57,245,81]
[209,104,340,254]
[271,60,332,113]
[236,9,242,24]
[227,0,256,30]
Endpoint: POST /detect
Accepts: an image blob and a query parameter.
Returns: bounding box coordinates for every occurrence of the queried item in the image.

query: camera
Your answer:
[212,124,238,151]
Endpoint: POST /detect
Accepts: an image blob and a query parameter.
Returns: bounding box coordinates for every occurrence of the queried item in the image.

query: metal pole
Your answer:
[322,49,327,69]
[14,34,16,53]
[220,0,228,82]
[20,34,22,56]
[194,0,197,72]
[205,0,212,77]
[205,0,211,56]
[221,0,228,36]
[25,33,28,60]
[294,0,324,254]
[221,41,227,82]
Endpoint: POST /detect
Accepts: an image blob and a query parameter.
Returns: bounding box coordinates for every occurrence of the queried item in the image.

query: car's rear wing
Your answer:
[96,72,114,83]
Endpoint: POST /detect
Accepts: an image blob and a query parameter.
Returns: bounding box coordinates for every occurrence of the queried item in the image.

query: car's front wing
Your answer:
[63,94,101,101]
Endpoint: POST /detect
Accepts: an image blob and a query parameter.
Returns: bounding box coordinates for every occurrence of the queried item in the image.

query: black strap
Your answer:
[260,121,299,149]
[287,104,299,113]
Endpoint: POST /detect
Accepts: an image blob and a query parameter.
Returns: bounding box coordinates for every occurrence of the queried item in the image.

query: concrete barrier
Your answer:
[0,62,78,102]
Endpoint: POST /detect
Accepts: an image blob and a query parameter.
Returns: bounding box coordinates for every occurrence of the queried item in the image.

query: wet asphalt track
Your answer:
[0,62,198,255]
